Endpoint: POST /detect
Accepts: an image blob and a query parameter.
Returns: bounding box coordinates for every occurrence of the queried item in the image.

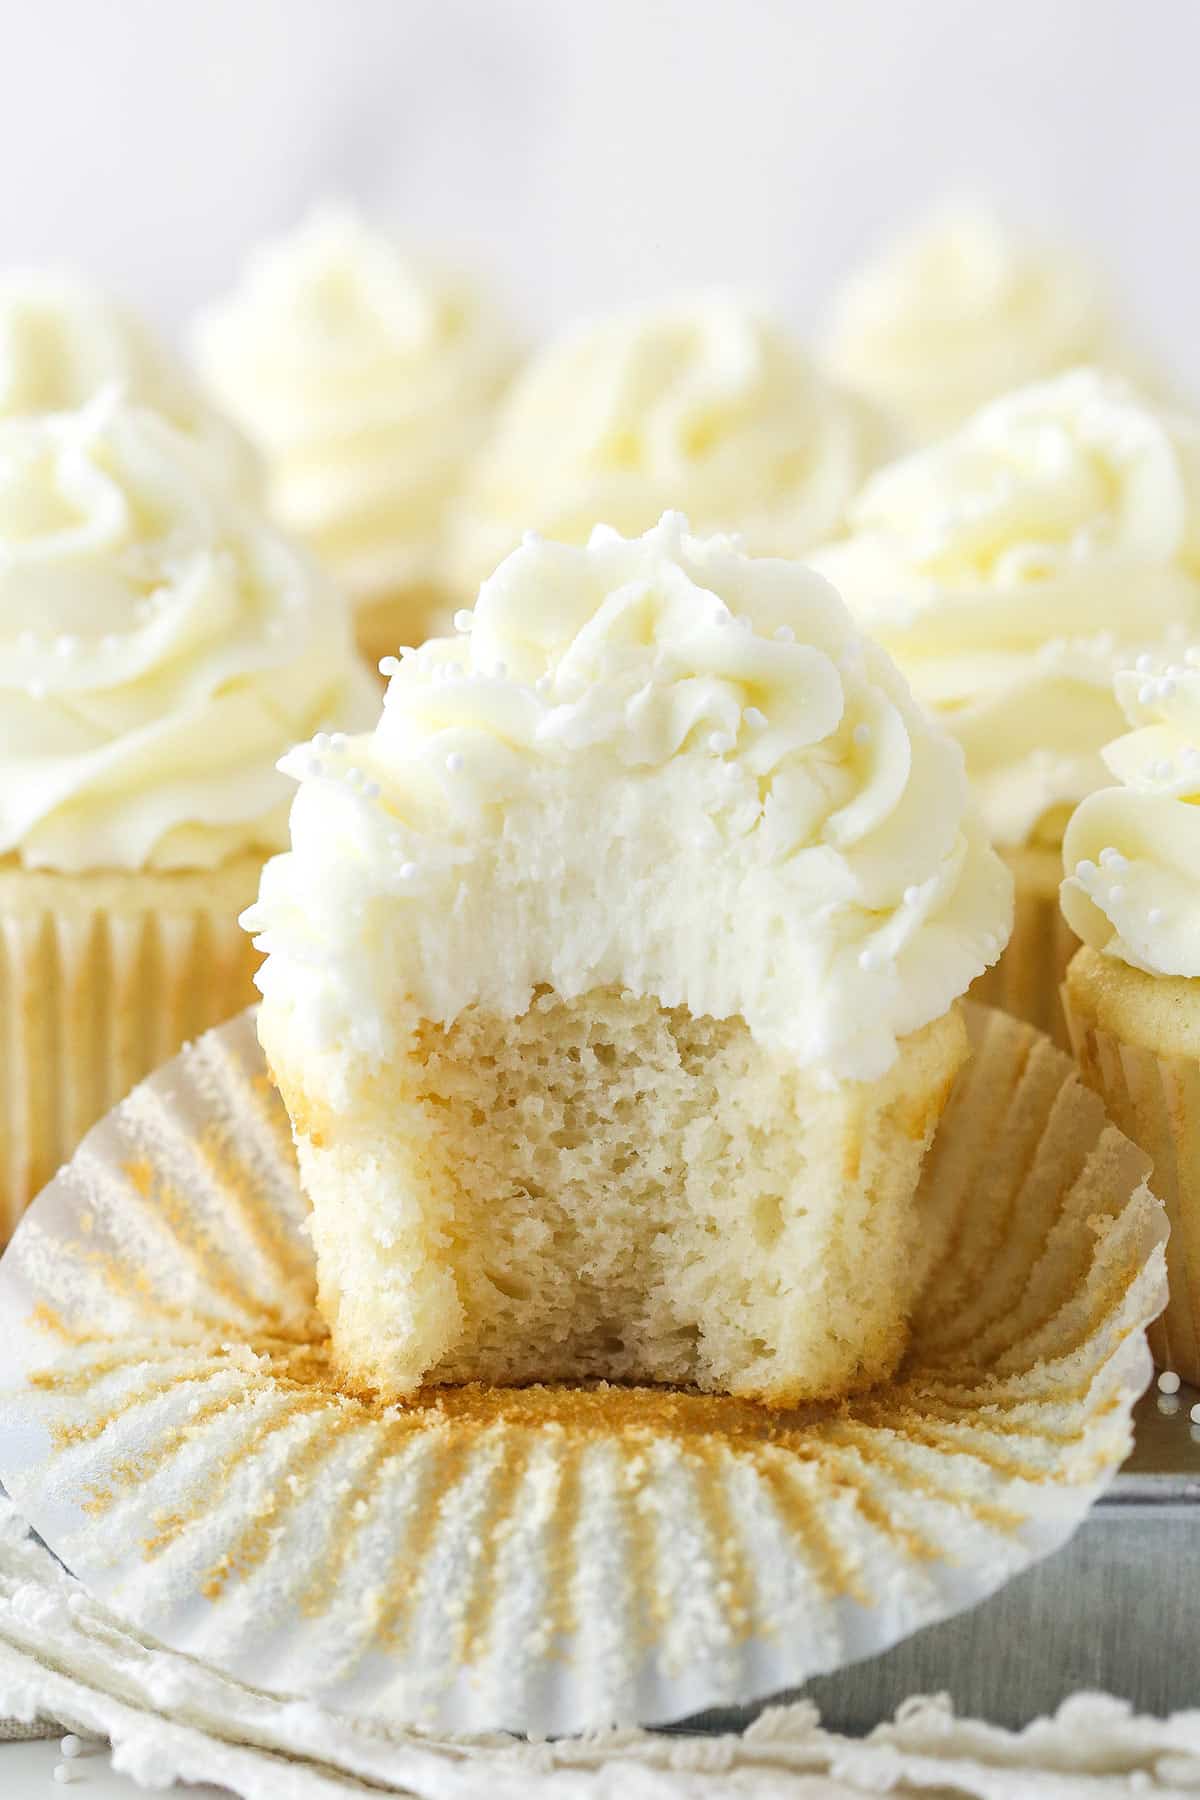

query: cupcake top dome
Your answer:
[1062,654,1200,978]
[0,390,377,874]
[0,269,260,493]
[823,200,1146,442]
[247,514,1011,1082]
[450,296,894,596]
[812,369,1200,851]
[192,205,518,608]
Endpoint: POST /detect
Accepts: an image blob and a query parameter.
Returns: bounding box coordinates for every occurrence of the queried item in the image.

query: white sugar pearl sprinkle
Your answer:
[852,723,872,747]
[1108,885,1125,902]
[773,624,795,642]
[1158,1370,1181,1394]
[53,1766,76,1785]
[453,609,474,631]
[707,732,733,754]
[1192,1402,1200,1426]
[398,862,418,881]
[445,752,464,773]
[1149,907,1164,925]
[903,886,920,906]
[312,732,330,752]
[1134,652,1155,675]
[858,947,886,972]
[378,656,402,678]
[743,706,767,729]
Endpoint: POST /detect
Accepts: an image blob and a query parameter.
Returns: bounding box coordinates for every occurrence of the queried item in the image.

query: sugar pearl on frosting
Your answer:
[852,723,872,747]
[1135,653,1155,675]
[773,625,795,642]
[446,752,465,773]
[743,706,767,730]
[453,609,474,631]
[398,862,418,881]
[903,886,920,905]
[1148,907,1164,925]
[379,656,402,678]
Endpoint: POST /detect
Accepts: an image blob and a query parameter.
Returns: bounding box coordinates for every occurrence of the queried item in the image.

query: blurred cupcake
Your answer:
[246,514,1011,1406]
[1061,657,1200,1383]
[193,205,518,667]
[812,369,1200,1043]
[0,391,376,1242]
[450,295,894,596]
[823,200,1150,443]
[0,267,260,491]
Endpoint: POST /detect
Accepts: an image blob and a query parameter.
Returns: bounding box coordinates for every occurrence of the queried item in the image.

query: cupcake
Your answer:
[450,295,894,598]
[0,267,260,491]
[0,391,377,1242]
[812,369,1200,1044]
[246,513,1012,1406]
[822,200,1150,443]
[192,205,518,667]
[1061,657,1200,1383]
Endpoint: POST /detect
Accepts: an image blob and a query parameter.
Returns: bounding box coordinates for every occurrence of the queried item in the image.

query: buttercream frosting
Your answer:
[811,370,1200,850]
[247,514,1011,1082]
[1061,655,1200,976]
[824,202,1146,442]
[192,205,517,607]
[451,296,893,594]
[0,269,260,492]
[0,392,378,873]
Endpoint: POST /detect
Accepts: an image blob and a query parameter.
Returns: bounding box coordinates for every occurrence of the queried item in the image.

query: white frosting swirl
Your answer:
[824,202,1146,442]
[0,393,378,873]
[1062,656,1200,976]
[451,297,893,595]
[192,206,517,607]
[247,515,1011,1082]
[811,371,1200,850]
[0,270,260,492]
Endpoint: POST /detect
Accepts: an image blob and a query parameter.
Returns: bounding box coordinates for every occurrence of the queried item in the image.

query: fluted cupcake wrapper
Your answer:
[970,857,1078,1050]
[1062,991,1200,1386]
[0,1004,1167,1736]
[0,865,263,1244]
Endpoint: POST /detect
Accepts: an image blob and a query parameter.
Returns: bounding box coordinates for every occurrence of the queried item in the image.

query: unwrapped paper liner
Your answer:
[0,1004,1166,1736]
[3,1498,1200,1796]
[1063,990,1200,1387]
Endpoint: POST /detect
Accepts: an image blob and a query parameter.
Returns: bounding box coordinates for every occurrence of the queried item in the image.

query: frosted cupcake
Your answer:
[450,296,894,597]
[0,391,376,1241]
[247,514,1012,1406]
[812,369,1200,1043]
[193,205,518,666]
[1061,658,1200,1383]
[823,201,1148,443]
[0,268,259,491]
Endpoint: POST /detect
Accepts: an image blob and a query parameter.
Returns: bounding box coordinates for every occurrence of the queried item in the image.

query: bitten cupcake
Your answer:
[247,514,1012,1406]
[450,296,894,598]
[192,205,518,666]
[812,369,1200,1044]
[822,200,1149,443]
[0,268,260,491]
[0,391,376,1241]
[1061,657,1200,1384]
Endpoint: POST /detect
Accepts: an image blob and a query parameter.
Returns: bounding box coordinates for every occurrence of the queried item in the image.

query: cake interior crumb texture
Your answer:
[271,988,966,1407]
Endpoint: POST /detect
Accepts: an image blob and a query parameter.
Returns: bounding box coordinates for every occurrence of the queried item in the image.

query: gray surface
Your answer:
[685,1385,1200,1734]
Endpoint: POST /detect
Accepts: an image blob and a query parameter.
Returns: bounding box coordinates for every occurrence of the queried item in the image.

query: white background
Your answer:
[0,0,1194,376]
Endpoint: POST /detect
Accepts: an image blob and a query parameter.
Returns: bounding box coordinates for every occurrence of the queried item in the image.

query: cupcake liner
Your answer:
[969,857,1077,1050]
[1062,990,1200,1386]
[0,1003,1166,1736]
[0,870,262,1245]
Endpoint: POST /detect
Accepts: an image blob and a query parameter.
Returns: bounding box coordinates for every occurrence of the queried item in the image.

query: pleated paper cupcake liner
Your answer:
[0,1003,1167,1736]
[0,864,263,1245]
[969,853,1078,1050]
[1063,991,1200,1387]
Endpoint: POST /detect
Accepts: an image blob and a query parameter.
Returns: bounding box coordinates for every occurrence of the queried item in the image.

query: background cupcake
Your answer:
[193,205,518,667]
[812,368,1200,1043]
[822,200,1151,443]
[247,514,1011,1406]
[450,295,895,597]
[1061,655,1200,1384]
[0,268,260,493]
[0,390,376,1242]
